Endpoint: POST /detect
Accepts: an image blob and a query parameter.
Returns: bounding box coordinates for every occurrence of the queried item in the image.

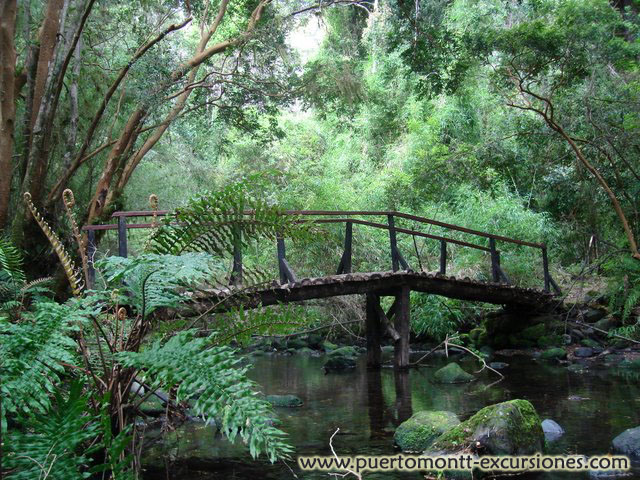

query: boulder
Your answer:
[581,338,601,348]
[306,334,324,350]
[394,411,460,452]
[612,426,640,461]
[540,348,567,361]
[541,419,565,442]
[323,355,356,372]
[266,394,303,407]
[433,363,474,384]
[574,347,595,358]
[489,362,509,370]
[521,323,546,341]
[322,340,338,352]
[594,317,618,332]
[430,399,544,455]
[584,308,607,323]
[538,335,563,349]
[327,346,359,358]
[286,338,308,350]
[298,347,315,355]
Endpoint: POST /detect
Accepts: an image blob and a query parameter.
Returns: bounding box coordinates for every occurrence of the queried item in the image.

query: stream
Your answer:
[143,351,640,479]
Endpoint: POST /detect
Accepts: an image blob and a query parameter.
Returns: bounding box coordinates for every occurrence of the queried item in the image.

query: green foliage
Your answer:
[97,252,220,318]
[0,236,26,285]
[5,381,99,480]
[118,330,293,462]
[410,293,467,341]
[607,255,640,324]
[0,300,85,419]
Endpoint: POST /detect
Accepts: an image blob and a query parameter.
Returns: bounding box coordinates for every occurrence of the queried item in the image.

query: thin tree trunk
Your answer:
[0,0,18,229]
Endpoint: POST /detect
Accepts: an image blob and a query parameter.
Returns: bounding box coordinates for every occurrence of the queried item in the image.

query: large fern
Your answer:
[0,300,87,419]
[117,330,293,462]
[4,381,99,480]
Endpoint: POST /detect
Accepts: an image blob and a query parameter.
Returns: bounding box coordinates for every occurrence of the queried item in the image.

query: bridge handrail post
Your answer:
[231,223,243,286]
[489,237,500,282]
[439,239,447,275]
[87,229,96,289]
[277,235,287,284]
[542,245,550,292]
[337,221,353,274]
[118,216,128,258]
[388,214,399,272]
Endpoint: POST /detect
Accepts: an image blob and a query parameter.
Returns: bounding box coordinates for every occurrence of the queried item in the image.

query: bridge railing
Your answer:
[82,210,561,294]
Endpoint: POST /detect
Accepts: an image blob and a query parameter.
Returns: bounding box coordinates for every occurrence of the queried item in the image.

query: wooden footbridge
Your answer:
[83,210,561,369]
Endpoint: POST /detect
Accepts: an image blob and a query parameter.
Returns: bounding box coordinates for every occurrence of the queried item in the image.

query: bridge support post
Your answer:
[394,286,410,369]
[365,293,382,368]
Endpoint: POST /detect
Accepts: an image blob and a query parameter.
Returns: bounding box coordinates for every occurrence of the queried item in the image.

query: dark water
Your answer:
[143,351,640,479]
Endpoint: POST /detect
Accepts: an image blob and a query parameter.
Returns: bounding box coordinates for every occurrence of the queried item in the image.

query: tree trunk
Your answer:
[0,0,17,229]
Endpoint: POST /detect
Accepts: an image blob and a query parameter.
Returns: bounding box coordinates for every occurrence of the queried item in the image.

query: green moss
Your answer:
[521,323,546,341]
[580,338,600,348]
[266,394,303,407]
[540,347,566,360]
[322,340,338,352]
[433,363,474,384]
[327,346,358,358]
[431,399,543,455]
[537,335,562,348]
[394,411,460,452]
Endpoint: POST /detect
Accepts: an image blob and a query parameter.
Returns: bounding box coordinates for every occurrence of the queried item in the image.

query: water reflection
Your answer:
[144,352,640,479]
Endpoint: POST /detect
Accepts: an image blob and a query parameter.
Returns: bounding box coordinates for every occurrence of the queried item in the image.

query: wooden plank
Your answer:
[394,286,411,369]
[196,272,554,312]
[366,293,382,368]
[373,300,400,341]
[309,218,492,252]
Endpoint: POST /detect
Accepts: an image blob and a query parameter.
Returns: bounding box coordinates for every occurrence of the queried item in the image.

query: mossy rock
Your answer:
[620,358,640,370]
[540,348,567,361]
[537,335,562,349]
[327,346,358,358]
[266,394,303,407]
[594,317,618,332]
[298,347,315,355]
[322,340,338,352]
[270,338,285,350]
[580,338,600,348]
[306,334,324,350]
[521,323,546,341]
[286,338,308,350]
[323,355,356,372]
[431,399,544,456]
[469,327,486,344]
[394,411,460,452]
[433,363,474,384]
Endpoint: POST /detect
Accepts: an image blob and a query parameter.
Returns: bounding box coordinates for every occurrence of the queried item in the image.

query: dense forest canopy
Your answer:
[1,0,639,271]
[2,1,640,479]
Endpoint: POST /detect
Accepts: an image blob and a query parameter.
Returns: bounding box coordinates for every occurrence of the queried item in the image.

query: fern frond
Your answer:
[0,235,26,285]
[5,381,100,480]
[117,330,293,462]
[24,192,84,296]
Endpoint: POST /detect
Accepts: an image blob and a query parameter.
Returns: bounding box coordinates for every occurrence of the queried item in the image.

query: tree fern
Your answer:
[117,330,293,462]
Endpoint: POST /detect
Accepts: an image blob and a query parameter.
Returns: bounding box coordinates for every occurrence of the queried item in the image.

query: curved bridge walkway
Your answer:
[84,210,561,369]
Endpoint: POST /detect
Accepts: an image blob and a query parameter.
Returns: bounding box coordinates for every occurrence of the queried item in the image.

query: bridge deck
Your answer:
[194,270,553,312]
